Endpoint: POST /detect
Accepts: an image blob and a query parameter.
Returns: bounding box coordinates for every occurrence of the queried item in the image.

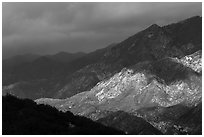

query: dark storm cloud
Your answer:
[2,2,202,58]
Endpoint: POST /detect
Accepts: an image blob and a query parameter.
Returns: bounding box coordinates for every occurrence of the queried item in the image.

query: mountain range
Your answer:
[3,16,202,100]
[2,16,202,135]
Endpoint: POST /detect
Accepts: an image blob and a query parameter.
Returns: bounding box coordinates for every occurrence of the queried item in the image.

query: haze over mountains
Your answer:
[3,51,86,67]
[2,16,202,135]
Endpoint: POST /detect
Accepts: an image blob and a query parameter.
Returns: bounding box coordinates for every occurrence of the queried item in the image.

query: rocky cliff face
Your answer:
[36,50,202,134]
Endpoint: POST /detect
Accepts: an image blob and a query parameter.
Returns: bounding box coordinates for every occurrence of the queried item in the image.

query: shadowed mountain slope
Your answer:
[97,111,163,135]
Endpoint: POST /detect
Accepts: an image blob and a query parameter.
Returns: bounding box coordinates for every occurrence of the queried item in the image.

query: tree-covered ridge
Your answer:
[2,94,124,135]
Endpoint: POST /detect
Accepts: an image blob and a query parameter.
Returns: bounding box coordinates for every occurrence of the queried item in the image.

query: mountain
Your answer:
[2,43,116,99]
[3,94,125,135]
[36,50,202,134]
[53,16,202,98]
[3,52,86,68]
[2,51,86,92]
[2,16,202,100]
[2,56,66,87]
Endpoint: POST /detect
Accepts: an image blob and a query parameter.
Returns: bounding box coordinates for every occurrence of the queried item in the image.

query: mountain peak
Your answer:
[147,24,161,30]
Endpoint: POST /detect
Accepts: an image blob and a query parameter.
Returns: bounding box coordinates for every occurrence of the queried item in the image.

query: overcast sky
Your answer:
[2,2,202,59]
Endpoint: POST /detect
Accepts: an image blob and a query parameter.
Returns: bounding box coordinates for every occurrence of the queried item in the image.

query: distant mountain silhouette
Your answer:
[3,54,40,68]
[2,52,86,86]
[45,52,86,63]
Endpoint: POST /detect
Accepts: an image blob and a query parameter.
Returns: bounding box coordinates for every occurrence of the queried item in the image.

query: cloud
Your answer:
[2,2,202,58]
